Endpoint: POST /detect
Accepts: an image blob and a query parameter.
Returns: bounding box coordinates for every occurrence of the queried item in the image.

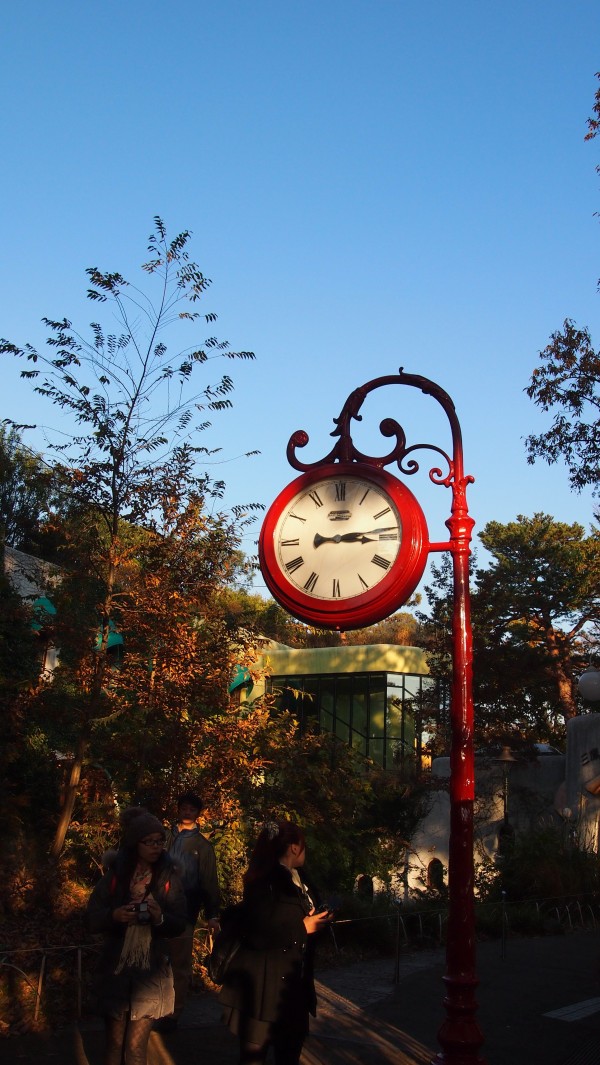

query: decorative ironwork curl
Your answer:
[286,370,456,483]
[396,443,453,485]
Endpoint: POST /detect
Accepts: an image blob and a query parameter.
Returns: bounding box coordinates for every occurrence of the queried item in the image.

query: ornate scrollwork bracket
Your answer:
[286,368,474,498]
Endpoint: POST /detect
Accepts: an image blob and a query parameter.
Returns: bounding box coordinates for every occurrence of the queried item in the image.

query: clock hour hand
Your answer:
[313,526,397,548]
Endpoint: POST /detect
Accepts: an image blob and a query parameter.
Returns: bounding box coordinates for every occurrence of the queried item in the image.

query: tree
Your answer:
[525,321,600,497]
[418,516,600,746]
[0,571,47,815]
[84,499,257,801]
[525,74,600,500]
[218,591,423,649]
[475,514,600,728]
[0,218,260,858]
[218,589,345,648]
[343,609,422,647]
[0,565,63,913]
[0,425,56,553]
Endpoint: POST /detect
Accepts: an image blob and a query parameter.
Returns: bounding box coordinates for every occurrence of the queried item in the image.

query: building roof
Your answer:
[262,642,429,677]
[4,545,61,599]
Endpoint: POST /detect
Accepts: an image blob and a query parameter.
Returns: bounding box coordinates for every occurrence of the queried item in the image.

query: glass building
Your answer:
[252,643,435,774]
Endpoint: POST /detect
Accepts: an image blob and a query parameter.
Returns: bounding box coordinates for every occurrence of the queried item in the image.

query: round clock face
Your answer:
[259,463,429,630]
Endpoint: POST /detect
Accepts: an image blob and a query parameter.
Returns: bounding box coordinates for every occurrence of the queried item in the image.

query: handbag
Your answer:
[207,902,245,984]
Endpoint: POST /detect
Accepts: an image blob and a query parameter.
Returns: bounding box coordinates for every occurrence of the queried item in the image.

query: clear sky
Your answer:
[1,1,599,600]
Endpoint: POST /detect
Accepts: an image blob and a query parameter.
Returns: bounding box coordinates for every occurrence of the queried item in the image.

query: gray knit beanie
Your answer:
[121,806,166,847]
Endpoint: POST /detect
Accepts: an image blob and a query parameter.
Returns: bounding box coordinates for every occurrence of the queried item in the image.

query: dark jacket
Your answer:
[165,824,220,924]
[86,851,187,1018]
[218,863,316,1029]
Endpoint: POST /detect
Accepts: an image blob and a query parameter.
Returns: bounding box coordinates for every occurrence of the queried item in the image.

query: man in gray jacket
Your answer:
[157,791,221,1029]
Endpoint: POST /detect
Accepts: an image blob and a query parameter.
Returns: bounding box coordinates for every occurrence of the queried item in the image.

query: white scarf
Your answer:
[115,862,154,973]
[114,923,153,973]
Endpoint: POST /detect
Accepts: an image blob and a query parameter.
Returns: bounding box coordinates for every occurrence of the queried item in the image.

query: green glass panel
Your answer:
[336,676,352,728]
[352,688,368,742]
[319,678,335,735]
[369,737,384,768]
[370,675,386,736]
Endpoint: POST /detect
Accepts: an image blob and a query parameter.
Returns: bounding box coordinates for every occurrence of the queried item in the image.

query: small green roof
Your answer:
[95,620,125,651]
[228,664,253,695]
[31,596,57,632]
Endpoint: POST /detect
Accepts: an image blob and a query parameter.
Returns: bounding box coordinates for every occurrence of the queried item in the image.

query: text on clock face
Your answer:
[275,478,403,600]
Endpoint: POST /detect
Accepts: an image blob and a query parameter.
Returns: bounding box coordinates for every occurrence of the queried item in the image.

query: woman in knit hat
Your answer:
[86,807,187,1065]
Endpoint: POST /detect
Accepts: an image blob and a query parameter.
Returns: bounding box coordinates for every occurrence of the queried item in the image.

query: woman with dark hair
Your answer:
[218,819,333,1065]
[86,807,187,1065]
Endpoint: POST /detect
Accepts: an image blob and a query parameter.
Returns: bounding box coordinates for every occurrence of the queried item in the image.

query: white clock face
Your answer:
[274,474,402,601]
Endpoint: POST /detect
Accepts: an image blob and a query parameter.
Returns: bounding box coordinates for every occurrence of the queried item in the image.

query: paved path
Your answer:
[5,932,600,1064]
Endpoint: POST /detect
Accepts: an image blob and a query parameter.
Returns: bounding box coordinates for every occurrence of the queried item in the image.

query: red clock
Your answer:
[259,462,430,630]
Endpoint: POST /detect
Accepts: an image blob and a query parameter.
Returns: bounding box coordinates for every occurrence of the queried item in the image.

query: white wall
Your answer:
[400,751,569,897]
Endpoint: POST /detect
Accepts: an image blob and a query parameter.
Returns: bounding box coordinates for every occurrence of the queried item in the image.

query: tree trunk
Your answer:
[545,626,577,724]
[49,728,89,861]
[556,668,577,723]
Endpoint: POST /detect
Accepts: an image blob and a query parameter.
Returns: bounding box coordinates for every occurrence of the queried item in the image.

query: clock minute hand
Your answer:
[356,526,398,538]
[313,526,397,548]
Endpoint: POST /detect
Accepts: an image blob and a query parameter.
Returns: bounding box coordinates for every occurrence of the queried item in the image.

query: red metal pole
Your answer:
[432,424,485,1065]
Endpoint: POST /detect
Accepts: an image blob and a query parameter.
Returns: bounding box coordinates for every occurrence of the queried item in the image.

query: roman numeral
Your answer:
[358,573,369,591]
[304,571,318,593]
[335,482,346,501]
[286,556,304,573]
[372,554,391,571]
[281,538,300,547]
[332,578,341,598]
[359,489,370,505]
[373,506,391,520]
[308,490,324,507]
[289,512,306,523]
[379,531,398,541]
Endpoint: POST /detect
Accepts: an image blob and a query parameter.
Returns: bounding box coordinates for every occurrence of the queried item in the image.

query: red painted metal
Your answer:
[258,462,429,630]
[434,441,483,1065]
[260,369,485,1063]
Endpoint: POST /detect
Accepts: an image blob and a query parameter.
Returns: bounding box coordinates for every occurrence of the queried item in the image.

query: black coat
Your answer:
[86,851,187,1019]
[165,825,221,924]
[218,864,317,1030]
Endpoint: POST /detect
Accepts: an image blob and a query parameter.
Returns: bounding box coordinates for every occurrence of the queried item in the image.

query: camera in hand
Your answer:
[134,900,151,924]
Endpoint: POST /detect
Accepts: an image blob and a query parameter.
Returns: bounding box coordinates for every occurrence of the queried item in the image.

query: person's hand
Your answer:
[146,896,163,925]
[303,907,333,935]
[112,904,137,925]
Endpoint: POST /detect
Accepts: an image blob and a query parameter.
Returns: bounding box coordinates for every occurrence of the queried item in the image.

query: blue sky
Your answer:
[1,1,599,601]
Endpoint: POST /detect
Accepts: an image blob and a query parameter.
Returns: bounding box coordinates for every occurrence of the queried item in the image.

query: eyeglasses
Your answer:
[140,837,165,847]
